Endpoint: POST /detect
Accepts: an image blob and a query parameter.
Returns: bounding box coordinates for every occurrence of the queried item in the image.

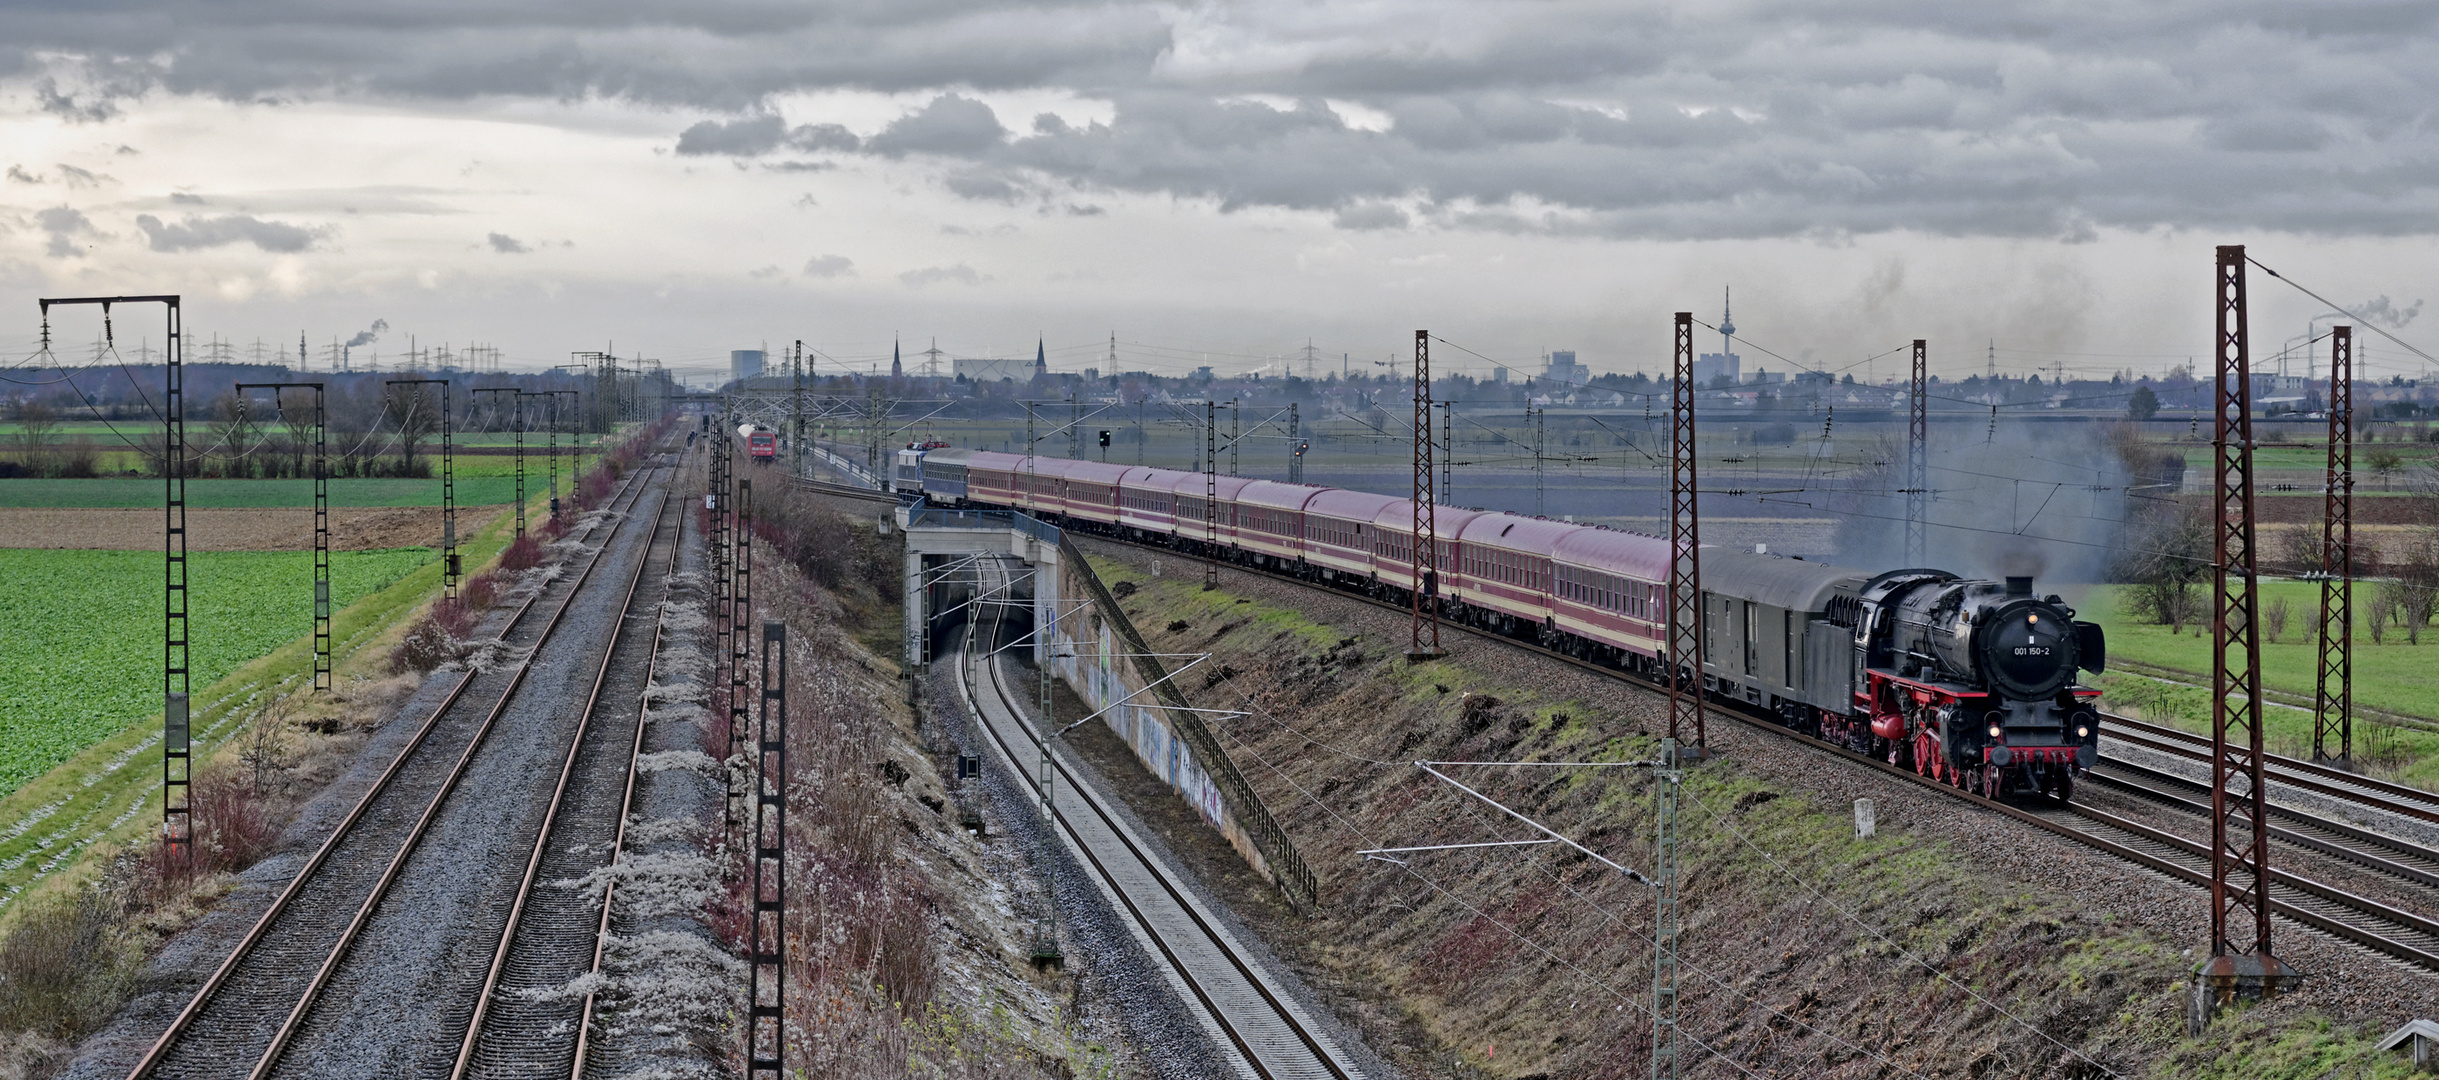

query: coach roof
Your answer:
[1699,549,1871,613]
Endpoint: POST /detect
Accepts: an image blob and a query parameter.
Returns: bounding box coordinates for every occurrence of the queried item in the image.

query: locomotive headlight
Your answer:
[2027,613,2039,624]
[2077,724,2091,738]
[1988,723,2002,740]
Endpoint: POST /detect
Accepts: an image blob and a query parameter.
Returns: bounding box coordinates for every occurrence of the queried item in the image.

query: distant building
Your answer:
[730,349,765,383]
[1544,350,1589,387]
[1493,367,1509,385]
[1693,351,1740,386]
[953,356,1028,382]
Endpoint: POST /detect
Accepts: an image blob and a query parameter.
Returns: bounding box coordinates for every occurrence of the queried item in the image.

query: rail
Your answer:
[126,460,667,1079]
[961,560,1356,1079]
[1066,535,2439,974]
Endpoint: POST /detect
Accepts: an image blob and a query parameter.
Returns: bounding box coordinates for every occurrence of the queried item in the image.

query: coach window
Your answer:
[1743,601,1758,677]
[1785,610,1800,690]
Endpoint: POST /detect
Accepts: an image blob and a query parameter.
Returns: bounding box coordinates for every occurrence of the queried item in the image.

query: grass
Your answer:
[0,548,433,798]
[2078,582,2439,722]
[0,477,544,507]
[0,495,533,919]
[1087,553,2422,1079]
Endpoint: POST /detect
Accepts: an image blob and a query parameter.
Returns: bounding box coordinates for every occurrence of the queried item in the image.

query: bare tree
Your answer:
[386,382,439,478]
[12,398,59,474]
[203,390,263,478]
[241,694,296,798]
[2266,597,2290,644]
[2115,494,2211,635]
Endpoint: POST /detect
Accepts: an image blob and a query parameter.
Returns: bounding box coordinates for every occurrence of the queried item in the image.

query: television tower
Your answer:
[1718,287,1735,371]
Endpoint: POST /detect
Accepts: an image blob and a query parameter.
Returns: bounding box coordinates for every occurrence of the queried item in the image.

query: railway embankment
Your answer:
[1068,535,2439,1080]
[690,472,1137,1078]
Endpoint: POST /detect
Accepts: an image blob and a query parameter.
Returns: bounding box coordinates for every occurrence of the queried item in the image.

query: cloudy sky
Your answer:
[2,0,2435,385]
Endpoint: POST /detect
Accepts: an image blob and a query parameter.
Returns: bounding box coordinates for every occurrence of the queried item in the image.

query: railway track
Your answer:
[800,475,2439,972]
[129,460,668,1080]
[957,558,1363,1080]
[2101,714,2439,827]
[451,487,684,1078]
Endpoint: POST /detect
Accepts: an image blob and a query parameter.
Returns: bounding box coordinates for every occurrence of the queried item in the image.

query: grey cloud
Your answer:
[55,164,106,188]
[944,170,1022,202]
[134,213,325,252]
[5,165,38,184]
[2204,112,2334,153]
[487,232,528,253]
[2,3,1172,111]
[15,2,2439,239]
[1332,202,1410,230]
[792,123,859,152]
[35,206,97,258]
[677,117,859,157]
[802,254,854,277]
[170,191,206,204]
[898,263,987,287]
[676,115,788,156]
[866,95,1006,157]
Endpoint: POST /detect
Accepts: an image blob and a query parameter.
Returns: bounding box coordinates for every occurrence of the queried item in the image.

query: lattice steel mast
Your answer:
[385,379,455,597]
[1409,330,1443,659]
[43,295,190,864]
[2314,325,2354,768]
[1906,338,1929,565]
[1668,313,1707,755]
[2195,244,2299,1029]
[237,382,330,690]
[748,621,788,1080]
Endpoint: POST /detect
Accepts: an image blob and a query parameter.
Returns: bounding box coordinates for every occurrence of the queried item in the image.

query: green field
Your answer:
[2081,581,2439,786]
[0,478,546,507]
[0,548,434,797]
[2080,581,2439,720]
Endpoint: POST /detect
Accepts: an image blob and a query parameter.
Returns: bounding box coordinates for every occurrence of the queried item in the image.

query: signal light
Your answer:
[1098,430,1112,448]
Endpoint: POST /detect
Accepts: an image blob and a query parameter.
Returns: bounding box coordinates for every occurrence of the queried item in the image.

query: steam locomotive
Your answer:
[892,446,2106,800]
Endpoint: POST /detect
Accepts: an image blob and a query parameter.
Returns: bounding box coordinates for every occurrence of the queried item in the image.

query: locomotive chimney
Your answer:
[2004,576,2033,598]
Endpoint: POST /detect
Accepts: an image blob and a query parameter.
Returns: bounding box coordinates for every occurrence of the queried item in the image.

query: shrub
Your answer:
[497,535,544,572]
[189,773,283,876]
[389,611,461,673]
[462,571,501,610]
[0,890,133,1039]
